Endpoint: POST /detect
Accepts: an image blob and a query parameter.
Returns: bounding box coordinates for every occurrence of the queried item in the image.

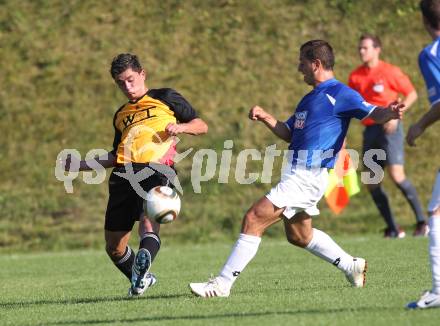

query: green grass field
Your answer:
[2,235,440,326]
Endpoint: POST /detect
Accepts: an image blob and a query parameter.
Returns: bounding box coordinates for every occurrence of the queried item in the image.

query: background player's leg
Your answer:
[389,164,427,233]
[363,125,400,237]
[105,230,133,281]
[367,183,400,237]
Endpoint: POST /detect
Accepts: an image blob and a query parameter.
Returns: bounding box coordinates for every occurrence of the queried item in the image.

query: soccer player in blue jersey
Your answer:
[406,0,440,309]
[189,40,404,298]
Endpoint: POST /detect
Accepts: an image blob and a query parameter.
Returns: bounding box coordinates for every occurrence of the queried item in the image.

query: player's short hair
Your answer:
[110,53,143,79]
[420,0,440,30]
[359,33,382,48]
[300,40,334,70]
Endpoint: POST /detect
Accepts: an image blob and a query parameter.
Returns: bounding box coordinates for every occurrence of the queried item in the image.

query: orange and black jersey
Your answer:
[111,88,198,165]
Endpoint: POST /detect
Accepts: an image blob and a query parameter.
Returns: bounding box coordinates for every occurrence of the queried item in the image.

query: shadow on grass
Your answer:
[43,306,402,325]
[0,293,189,309]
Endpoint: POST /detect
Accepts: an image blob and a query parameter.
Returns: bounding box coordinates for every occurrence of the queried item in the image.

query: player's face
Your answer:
[115,68,146,101]
[298,54,316,86]
[358,39,380,64]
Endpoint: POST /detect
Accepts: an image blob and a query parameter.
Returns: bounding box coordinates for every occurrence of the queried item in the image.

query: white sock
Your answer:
[305,228,354,274]
[429,216,440,294]
[218,233,261,289]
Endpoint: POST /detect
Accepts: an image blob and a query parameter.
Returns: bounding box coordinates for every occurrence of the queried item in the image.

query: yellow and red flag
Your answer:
[325,149,360,214]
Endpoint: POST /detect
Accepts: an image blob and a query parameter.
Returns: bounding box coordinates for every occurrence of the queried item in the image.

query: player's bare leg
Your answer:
[189,196,284,297]
[284,212,367,287]
[240,196,285,236]
[138,215,161,235]
[366,182,403,238]
[105,230,134,281]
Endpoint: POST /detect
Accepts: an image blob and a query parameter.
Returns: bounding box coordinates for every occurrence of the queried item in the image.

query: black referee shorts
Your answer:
[104,163,176,232]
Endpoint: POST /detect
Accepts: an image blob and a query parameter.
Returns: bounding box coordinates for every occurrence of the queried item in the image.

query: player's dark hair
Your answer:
[110,53,143,79]
[359,33,382,48]
[300,40,335,70]
[420,0,440,30]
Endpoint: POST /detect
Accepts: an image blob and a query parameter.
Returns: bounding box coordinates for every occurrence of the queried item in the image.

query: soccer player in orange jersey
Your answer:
[348,34,427,238]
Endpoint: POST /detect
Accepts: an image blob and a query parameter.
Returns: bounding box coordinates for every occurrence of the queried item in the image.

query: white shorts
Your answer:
[266,166,328,219]
[428,171,440,213]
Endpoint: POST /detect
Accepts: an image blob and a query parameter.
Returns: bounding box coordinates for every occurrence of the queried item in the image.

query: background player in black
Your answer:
[64,53,208,296]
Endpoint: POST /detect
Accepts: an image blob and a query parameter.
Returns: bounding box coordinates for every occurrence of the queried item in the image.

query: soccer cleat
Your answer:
[413,222,429,237]
[130,248,152,296]
[407,290,440,309]
[128,272,157,296]
[383,227,406,239]
[345,257,367,288]
[189,277,230,298]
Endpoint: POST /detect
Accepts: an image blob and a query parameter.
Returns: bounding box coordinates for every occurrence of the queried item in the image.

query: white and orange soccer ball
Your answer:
[144,186,181,224]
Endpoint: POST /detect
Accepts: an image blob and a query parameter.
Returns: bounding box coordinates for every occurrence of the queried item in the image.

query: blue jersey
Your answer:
[419,36,440,106]
[285,78,375,169]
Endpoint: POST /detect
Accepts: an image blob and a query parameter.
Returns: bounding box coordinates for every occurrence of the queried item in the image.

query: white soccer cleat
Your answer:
[189,277,230,298]
[345,257,367,288]
[128,272,157,297]
[130,248,153,296]
[407,291,440,309]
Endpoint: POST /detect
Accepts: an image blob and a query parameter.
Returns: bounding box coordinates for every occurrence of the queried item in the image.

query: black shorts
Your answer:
[362,121,404,170]
[104,163,176,232]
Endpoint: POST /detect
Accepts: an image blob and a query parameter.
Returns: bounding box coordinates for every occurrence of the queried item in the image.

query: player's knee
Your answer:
[391,172,406,184]
[285,233,308,248]
[242,209,266,235]
[243,209,261,227]
[105,242,125,260]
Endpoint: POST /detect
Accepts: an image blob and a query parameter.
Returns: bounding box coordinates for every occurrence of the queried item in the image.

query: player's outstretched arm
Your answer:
[248,105,291,142]
[368,102,405,124]
[165,118,208,136]
[407,102,440,146]
[402,90,418,110]
[62,152,117,172]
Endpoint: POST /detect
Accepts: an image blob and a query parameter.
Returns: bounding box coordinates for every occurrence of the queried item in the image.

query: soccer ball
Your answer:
[144,186,181,224]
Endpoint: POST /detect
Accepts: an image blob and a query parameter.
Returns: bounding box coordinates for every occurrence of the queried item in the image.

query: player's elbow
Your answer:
[407,90,418,101]
[194,118,208,135]
[200,120,208,134]
[411,91,418,102]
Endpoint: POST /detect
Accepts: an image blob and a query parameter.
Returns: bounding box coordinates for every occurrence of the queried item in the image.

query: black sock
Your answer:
[139,232,161,263]
[113,246,135,281]
[397,179,426,223]
[370,187,398,231]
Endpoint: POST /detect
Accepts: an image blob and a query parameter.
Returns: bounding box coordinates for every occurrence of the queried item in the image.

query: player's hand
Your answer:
[249,106,268,121]
[165,123,185,136]
[383,119,398,134]
[388,101,405,120]
[59,154,80,172]
[406,123,425,147]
